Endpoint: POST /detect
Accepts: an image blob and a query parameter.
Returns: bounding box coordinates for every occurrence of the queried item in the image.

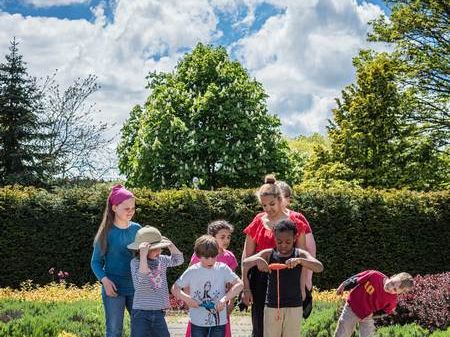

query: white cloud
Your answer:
[234,0,384,136]
[0,0,387,172]
[0,0,218,140]
[22,0,89,7]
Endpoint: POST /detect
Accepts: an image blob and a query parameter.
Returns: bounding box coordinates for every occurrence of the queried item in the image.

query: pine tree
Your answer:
[0,38,50,186]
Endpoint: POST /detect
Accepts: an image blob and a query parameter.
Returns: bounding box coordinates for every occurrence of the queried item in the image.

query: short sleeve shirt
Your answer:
[243,212,309,252]
[175,262,239,327]
[348,270,398,319]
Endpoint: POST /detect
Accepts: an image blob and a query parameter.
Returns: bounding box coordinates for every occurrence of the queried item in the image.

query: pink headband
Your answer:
[108,184,134,206]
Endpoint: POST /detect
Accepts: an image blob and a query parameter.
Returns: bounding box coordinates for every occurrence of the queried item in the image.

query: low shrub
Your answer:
[375,324,429,337]
[429,327,450,337]
[376,272,450,331]
[301,301,342,337]
[0,299,109,337]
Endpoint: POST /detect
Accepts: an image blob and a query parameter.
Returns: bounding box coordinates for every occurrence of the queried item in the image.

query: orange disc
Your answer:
[268,263,288,271]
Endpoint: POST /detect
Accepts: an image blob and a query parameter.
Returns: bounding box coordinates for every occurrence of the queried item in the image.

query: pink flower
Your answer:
[48,267,55,275]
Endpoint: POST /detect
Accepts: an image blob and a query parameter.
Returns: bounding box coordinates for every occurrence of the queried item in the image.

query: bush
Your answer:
[0,185,448,289]
[375,324,429,337]
[0,299,109,337]
[301,301,342,337]
[376,272,450,331]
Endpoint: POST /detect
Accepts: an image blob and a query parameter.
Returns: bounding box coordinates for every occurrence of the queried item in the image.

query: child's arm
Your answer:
[242,249,271,273]
[171,283,199,308]
[336,274,359,295]
[138,242,150,274]
[241,235,256,305]
[162,237,184,267]
[216,278,244,312]
[286,249,323,273]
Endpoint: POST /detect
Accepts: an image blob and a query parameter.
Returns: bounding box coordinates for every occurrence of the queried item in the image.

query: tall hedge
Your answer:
[0,185,448,289]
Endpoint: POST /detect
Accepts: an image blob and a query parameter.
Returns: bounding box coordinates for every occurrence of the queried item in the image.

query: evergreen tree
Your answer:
[305,51,447,190]
[0,38,50,186]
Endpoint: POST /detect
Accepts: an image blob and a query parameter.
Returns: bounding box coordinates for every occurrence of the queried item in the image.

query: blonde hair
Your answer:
[256,174,282,202]
[392,272,414,290]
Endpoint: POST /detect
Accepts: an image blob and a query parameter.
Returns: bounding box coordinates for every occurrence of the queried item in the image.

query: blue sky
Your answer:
[0,0,388,160]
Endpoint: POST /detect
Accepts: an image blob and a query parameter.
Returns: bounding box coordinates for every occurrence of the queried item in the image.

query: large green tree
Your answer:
[285,133,329,185]
[0,38,50,186]
[305,51,447,190]
[369,0,449,147]
[118,43,289,190]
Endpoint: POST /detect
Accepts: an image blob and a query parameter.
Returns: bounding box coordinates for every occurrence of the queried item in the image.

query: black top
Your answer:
[266,248,302,308]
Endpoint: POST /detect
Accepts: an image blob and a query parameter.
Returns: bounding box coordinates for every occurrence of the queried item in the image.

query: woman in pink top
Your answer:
[185,220,238,337]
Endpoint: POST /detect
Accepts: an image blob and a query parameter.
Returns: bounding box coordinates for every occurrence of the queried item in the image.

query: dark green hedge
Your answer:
[0,185,448,289]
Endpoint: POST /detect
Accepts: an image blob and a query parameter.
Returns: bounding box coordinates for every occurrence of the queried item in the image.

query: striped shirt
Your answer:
[131,253,184,310]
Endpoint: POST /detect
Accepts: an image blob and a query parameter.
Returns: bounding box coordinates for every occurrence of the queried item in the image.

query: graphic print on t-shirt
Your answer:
[364,281,375,295]
[148,263,162,290]
[192,281,221,325]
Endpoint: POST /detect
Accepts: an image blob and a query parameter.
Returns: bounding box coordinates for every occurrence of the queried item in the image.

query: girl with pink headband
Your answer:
[91,184,141,337]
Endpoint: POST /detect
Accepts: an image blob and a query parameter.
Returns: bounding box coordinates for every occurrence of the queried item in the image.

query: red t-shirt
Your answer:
[243,212,309,252]
[348,270,398,319]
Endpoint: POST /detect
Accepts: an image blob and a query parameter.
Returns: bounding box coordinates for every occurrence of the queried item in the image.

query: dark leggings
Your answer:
[248,267,268,337]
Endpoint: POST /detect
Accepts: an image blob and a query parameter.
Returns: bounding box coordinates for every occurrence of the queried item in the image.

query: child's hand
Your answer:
[101,277,117,297]
[286,258,300,268]
[161,236,174,248]
[139,242,150,256]
[256,257,270,273]
[216,297,227,312]
[226,300,235,316]
[184,297,199,308]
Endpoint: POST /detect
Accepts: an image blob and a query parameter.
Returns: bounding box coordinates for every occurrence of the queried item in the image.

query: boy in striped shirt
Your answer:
[128,226,184,337]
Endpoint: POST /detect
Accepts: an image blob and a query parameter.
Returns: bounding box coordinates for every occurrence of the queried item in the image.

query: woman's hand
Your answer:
[242,289,253,306]
[101,277,117,297]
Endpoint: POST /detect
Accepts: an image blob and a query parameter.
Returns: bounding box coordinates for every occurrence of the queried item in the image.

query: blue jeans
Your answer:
[102,290,133,337]
[130,309,170,337]
[191,323,226,337]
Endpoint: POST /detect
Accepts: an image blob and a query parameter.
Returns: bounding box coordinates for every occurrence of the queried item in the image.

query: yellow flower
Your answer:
[0,281,101,303]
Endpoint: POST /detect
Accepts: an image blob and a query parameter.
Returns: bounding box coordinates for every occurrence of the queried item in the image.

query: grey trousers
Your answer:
[334,303,376,337]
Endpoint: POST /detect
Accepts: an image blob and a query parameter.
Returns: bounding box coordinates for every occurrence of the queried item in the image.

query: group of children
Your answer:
[91,184,414,337]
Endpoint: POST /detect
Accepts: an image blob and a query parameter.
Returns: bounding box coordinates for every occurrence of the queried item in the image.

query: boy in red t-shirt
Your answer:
[334,270,413,337]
